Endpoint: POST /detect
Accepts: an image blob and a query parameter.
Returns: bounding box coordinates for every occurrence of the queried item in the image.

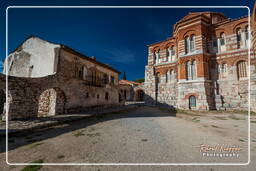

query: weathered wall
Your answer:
[0,73,122,120]
[4,37,59,77]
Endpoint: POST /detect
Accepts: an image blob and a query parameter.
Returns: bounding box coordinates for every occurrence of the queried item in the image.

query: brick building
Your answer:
[144,9,256,111]
[1,36,122,120]
[119,79,144,101]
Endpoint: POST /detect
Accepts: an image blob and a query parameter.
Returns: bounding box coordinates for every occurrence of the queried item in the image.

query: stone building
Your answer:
[1,36,122,120]
[144,9,256,111]
[119,80,144,101]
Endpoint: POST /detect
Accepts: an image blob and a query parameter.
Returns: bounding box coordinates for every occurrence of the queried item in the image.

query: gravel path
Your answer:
[0,106,255,171]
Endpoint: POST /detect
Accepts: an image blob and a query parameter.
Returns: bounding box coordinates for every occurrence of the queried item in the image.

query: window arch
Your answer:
[170,69,174,81]
[189,95,196,109]
[236,28,242,42]
[190,35,195,52]
[222,63,227,73]
[185,61,191,80]
[220,32,225,46]
[237,60,247,79]
[166,70,169,83]
[191,60,197,80]
[245,25,249,40]
[185,36,190,54]
[236,28,242,49]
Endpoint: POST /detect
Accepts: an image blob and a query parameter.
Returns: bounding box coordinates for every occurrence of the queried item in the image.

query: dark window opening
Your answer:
[189,95,196,109]
[103,74,108,84]
[105,92,109,100]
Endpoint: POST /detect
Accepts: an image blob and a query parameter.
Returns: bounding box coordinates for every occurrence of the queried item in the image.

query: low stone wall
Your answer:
[0,73,123,120]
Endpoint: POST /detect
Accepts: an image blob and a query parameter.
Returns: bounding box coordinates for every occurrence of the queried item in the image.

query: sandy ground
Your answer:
[0,106,255,171]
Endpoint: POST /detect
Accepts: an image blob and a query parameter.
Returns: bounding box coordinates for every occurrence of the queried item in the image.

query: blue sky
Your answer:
[0,0,254,80]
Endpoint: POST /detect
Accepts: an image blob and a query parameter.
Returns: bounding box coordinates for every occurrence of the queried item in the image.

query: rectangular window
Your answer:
[213,40,217,47]
[220,38,225,46]
[237,34,241,42]
[111,76,115,84]
[78,67,84,79]
[103,74,108,84]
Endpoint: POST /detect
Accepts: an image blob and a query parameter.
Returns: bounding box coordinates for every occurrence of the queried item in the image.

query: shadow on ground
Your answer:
[0,106,176,153]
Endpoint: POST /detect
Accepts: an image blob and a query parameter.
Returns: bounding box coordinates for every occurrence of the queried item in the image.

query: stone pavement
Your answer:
[0,103,144,136]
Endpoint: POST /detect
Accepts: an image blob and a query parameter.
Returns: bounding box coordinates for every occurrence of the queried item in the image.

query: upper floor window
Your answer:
[167,46,175,61]
[191,60,197,80]
[185,35,195,54]
[236,28,242,42]
[245,25,249,40]
[166,71,169,83]
[170,69,174,81]
[237,60,247,79]
[220,32,225,46]
[185,61,191,80]
[154,50,160,64]
[185,36,190,54]
[78,66,84,79]
[190,35,195,52]
[185,60,197,80]
[222,63,227,73]
[103,74,108,84]
[111,76,115,84]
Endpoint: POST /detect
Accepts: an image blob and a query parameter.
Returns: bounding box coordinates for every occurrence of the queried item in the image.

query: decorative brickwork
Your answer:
[144,9,256,111]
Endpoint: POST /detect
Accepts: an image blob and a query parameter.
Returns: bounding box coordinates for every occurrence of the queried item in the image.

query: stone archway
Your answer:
[38,88,66,117]
[135,89,144,101]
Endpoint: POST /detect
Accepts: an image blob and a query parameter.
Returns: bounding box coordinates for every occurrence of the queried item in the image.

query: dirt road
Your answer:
[0,106,255,171]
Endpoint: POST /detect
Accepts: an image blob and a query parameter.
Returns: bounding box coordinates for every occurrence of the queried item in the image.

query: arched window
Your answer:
[236,28,242,42]
[170,69,174,81]
[222,63,227,73]
[236,28,242,49]
[190,35,195,52]
[220,32,225,46]
[189,95,196,109]
[237,60,247,79]
[155,50,160,64]
[153,51,157,63]
[185,61,191,80]
[245,25,249,40]
[185,36,190,54]
[171,46,175,56]
[166,70,169,83]
[191,60,197,80]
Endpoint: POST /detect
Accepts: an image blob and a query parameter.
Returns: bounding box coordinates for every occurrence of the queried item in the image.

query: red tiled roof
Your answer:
[119,79,142,86]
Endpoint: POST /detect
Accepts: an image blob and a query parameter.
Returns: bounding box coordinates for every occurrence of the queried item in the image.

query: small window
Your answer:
[166,71,169,83]
[103,74,108,84]
[111,76,115,84]
[237,60,247,79]
[97,94,100,99]
[78,67,84,79]
[189,95,196,109]
[220,33,225,46]
[245,25,249,40]
[185,61,190,80]
[222,63,227,73]
[86,92,89,98]
[236,28,242,42]
[190,35,195,52]
[105,92,109,100]
[185,36,190,54]
[213,40,217,47]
